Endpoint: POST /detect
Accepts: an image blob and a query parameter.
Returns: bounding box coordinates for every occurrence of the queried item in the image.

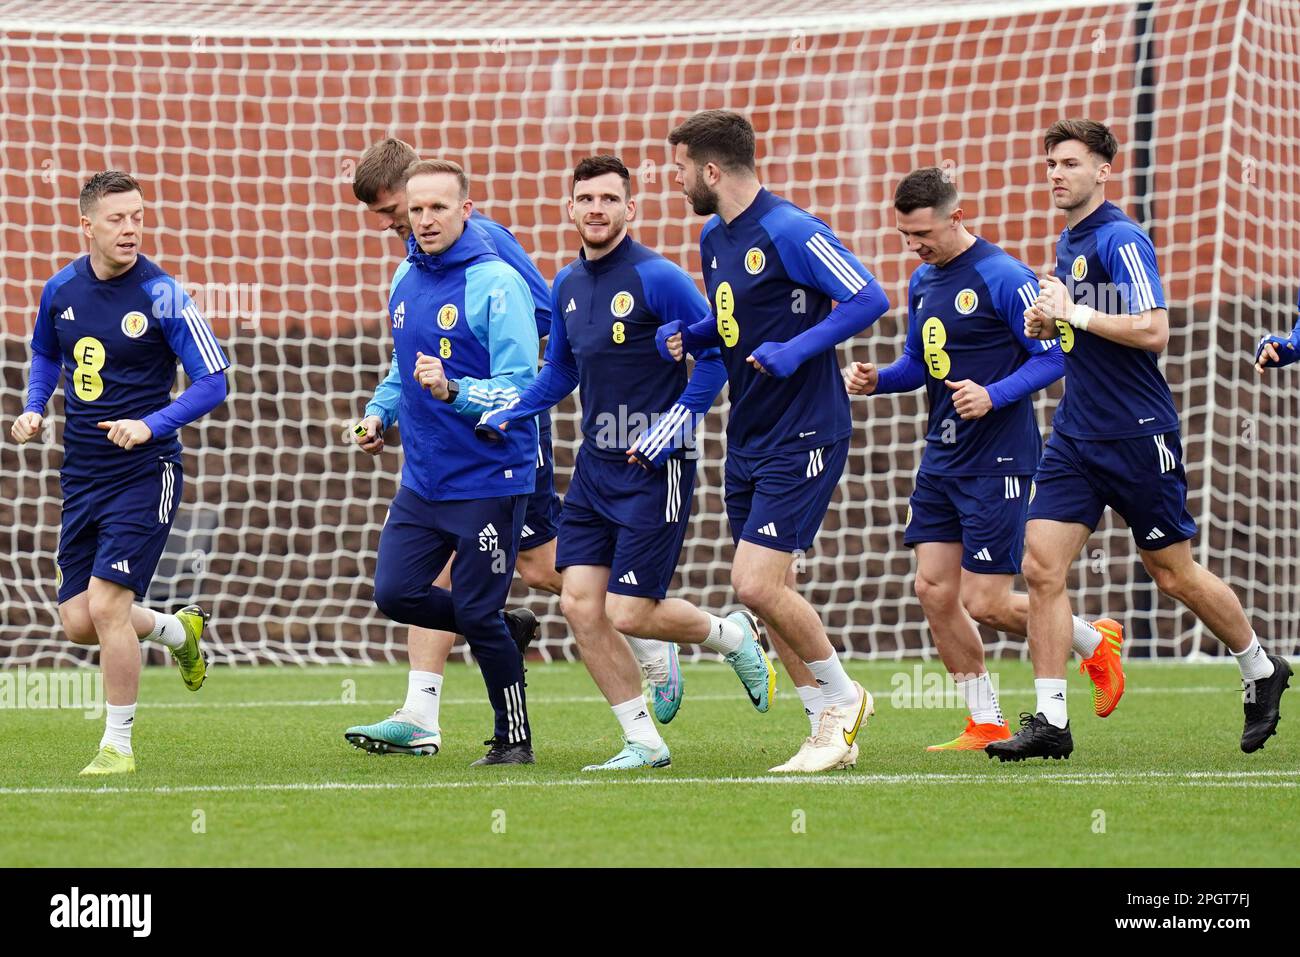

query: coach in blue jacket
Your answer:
[372,159,540,765]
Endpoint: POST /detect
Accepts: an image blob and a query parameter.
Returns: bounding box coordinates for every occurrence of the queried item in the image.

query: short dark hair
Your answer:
[667,110,756,172]
[572,155,631,196]
[79,170,142,217]
[893,167,958,214]
[353,137,419,203]
[1044,119,1118,163]
[403,159,469,200]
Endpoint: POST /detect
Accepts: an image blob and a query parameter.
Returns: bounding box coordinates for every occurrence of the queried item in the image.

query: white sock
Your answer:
[701,614,743,655]
[795,685,825,733]
[958,672,1004,726]
[1232,636,1275,681]
[612,696,662,749]
[627,636,670,684]
[1035,678,1069,728]
[403,670,442,730]
[806,654,857,708]
[1071,617,1102,658]
[101,703,136,755]
[143,611,186,649]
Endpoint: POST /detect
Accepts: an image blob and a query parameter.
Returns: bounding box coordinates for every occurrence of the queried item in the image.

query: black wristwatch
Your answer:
[443,380,460,404]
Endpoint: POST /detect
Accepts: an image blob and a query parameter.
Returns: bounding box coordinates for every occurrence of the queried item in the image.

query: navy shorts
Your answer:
[57,459,182,603]
[725,439,849,554]
[555,447,695,599]
[1028,429,1197,550]
[521,412,561,551]
[904,471,1033,574]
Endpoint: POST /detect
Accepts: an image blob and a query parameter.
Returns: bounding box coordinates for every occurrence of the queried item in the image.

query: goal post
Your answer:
[2,0,1297,666]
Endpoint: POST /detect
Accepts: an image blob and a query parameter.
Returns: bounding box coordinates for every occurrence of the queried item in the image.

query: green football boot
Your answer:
[79,744,136,776]
[172,604,210,691]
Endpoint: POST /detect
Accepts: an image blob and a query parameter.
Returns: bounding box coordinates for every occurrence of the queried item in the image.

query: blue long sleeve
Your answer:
[477,287,578,435]
[24,350,61,414]
[631,347,727,468]
[365,346,403,430]
[873,352,926,395]
[985,346,1065,409]
[497,351,579,423]
[748,281,890,378]
[141,371,228,439]
[449,265,539,419]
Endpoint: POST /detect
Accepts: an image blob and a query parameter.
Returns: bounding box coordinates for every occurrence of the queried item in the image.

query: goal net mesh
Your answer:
[2,0,1298,666]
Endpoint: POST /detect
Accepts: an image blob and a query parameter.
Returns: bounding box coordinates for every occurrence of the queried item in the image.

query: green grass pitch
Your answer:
[1,660,1296,867]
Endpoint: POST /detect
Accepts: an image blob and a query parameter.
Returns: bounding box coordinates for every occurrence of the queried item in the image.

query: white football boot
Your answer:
[770,681,872,772]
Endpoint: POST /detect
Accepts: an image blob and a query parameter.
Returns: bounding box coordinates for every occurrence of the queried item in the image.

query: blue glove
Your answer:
[655,320,685,362]
[748,340,802,379]
[474,399,520,444]
[1256,334,1300,368]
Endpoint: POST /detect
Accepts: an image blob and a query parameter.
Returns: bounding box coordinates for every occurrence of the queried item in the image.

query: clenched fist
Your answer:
[10,411,44,444]
[843,361,878,396]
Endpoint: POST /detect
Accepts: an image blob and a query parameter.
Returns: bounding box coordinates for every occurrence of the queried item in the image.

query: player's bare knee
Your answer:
[732,569,778,614]
[605,593,654,636]
[961,591,1004,629]
[86,588,130,633]
[914,573,957,613]
[559,587,600,629]
[59,605,97,645]
[1021,550,1063,595]
[1148,561,1190,602]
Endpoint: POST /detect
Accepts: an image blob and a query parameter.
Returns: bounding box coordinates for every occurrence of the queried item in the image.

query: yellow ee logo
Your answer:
[715,281,740,348]
[1055,319,1075,353]
[611,291,635,318]
[612,321,626,344]
[1072,255,1088,281]
[954,289,978,315]
[744,247,766,275]
[439,337,452,359]
[921,317,951,379]
[72,336,105,401]
[120,311,148,338]
[437,304,458,330]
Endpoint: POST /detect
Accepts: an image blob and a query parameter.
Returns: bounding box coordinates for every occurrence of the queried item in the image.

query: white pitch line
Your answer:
[2,769,1297,798]
[117,686,1247,711]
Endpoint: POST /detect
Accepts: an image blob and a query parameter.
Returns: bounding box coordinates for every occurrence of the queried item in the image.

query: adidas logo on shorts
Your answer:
[1145,527,1166,542]
[110,559,131,574]
[756,522,778,537]
[617,571,639,586]
[972,548,992,562]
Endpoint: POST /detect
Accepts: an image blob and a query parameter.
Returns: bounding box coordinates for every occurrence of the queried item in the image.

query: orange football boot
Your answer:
[1080,617,1125,717]
[926,717,1012,751]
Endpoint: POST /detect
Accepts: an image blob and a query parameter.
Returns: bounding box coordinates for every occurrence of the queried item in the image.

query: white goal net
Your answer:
[3,0,1298,666]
